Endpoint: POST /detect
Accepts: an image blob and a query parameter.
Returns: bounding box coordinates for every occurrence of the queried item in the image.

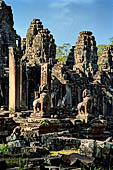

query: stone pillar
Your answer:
[5,83,8,108]
[66,84,72,105]
[93,97,97,115]
[16,62,20,110]
[97,98,100,115]
[26,72,29,109]
[103,96,107,116]
[78,87,81,103]
[20,62,23,108]
[9,47,16,111]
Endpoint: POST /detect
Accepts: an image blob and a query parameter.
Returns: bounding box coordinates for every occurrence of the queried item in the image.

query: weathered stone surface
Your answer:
[0,0,21,110]
[1,1,113,169]
[98,45,113,72]
[60,153,94,166]
[80,139,95,157]
[76,89,93,123]
[0,117,17,142]
[22,19,56,66]
[73,31,98,76]
[47,137,81,151]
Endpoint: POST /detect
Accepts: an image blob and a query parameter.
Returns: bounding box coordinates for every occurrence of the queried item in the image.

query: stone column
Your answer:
[16,62,20,110]
[9,47,16,111]
[97,98,100,115]
[66,84,72,105]
[5,82,8,108]
[78,87,81,103]
[20,62,23,108]
[103,96,107,116]
[26,71,29,109]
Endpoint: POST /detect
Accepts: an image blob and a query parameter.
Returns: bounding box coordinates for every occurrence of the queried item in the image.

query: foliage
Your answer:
[109,37,113,45]
[19,159,28,170]
[97,44,108,58]
[0,144,9,155]
[40,119,49,127]
[97,37,113,58]
[56,43,71,64]
[5,158,28,169]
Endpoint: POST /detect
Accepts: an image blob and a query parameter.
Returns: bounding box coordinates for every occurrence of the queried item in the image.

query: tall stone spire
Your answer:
[22,19,56,66]
[73,31,98,76]
[0,0,20,109]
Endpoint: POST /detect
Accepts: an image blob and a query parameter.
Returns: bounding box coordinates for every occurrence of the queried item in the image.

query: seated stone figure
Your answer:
[33,93,41,113]
[62,94,68,107]
[32,85,49,117]
[76,89,93,123]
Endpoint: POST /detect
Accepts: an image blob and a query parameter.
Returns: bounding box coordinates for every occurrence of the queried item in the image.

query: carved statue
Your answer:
[76,89,93,122]
[51,88,57,108]
[40,90,49,114]
[62,94,68,106]
[32,85,49,116]
[33,93,41,113]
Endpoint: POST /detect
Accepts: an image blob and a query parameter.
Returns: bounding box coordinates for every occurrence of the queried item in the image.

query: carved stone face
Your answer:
[77,55,83,63]
[76,50,83,63]
[76,55,83,63]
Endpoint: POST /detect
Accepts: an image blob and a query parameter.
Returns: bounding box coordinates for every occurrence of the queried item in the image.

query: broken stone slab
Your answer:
[14,111,32,118]
[40,130,71,144]
[79,139,113,166]
[6,133,22,142]
[95,140,104,159]
[6,126,21,142]
[8,139,27,148]
[44,166,60,170]
[80,139,95,157]
[59,153,94,167]
[47,137,81,151]
[0,117,17,142]
[21,146,49,156]
[29,166,40,170]
[0,111,10,117]
[30,141,40,147]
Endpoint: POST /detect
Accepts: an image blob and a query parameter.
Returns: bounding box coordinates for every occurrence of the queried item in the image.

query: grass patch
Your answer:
[0,144,9,155]
[49,149,80,157]
[40,119,49,127]
[4,157,28,168]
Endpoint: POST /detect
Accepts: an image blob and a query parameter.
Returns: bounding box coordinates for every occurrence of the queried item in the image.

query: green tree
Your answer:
[109,37,113,45]
[56,43,71,64]
[97,44,107,57]
[97,37,113,58]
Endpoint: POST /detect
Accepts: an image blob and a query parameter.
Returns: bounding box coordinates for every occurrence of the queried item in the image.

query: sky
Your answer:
[5,0,113,47]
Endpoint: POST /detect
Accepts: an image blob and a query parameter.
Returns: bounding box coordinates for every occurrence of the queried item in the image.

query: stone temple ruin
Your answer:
[0,0,113,169]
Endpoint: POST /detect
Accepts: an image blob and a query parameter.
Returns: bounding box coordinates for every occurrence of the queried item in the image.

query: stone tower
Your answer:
[66,46,74,69]
[21,19,56,109]
[73,31,98,76]
[98,45,113,71]
[0,0,21,110]
[22,19,56,66]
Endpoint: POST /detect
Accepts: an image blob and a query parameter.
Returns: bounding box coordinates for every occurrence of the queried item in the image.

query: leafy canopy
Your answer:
[97,37,113,57]
[56,43,71,64]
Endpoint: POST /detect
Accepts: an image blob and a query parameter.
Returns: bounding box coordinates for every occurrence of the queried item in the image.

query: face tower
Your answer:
[73,31,98,76]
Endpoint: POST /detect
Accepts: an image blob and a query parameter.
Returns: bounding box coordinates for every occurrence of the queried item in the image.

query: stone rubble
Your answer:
[0,0,113,169]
